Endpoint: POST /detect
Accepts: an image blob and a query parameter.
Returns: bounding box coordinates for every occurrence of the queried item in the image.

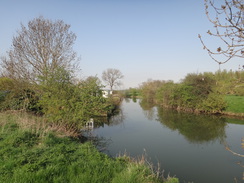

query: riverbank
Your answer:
[0,112,178,183]
[139,94,244,119]
[221,95,244,118]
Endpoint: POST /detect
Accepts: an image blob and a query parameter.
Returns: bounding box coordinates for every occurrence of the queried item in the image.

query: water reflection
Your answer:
[92,108,125,128]
[156,108,227,143]
[140,99,227,144]
[93,99,244,183]
[139,100,157,120]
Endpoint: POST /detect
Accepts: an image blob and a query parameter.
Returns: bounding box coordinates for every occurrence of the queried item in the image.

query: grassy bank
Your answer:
[0,112,178,183]
[223,95,244,118]
[225,95,244,113]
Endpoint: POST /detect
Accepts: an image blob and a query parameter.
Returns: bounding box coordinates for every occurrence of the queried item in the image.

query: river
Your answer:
[92,98,244,183]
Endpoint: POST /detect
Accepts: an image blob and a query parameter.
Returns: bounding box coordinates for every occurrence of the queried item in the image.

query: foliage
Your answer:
[156,81,176,107]
[124,88,141,98]
[213,70,244,95]
[200,93,227,113]
[0,68,110,132]
[141,72,232,114]
[140,80,167,103]
[171,84,196,110]
[1,89,40,112]
[0,16,118,137]
[156,74,225,112]
[0,77,14,91]
[0,78,40,112]
[182,73,215,99]
[38,68,108,131]
[199,0,244,65]
[0,112,178,183]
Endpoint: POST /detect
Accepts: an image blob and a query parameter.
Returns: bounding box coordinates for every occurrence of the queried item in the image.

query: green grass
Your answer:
[225,95,244,113]
[0,112,178,183]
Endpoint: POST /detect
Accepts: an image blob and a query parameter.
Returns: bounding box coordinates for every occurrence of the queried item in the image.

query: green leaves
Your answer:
[38,67,108,131]
[141,72,230,114]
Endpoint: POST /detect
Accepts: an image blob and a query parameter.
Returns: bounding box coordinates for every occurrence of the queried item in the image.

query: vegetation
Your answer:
[0,16,179,183]
[1,16,79,83]
[124,88,141,98]
[2,13,243,182]
[0,112,178,183]
[0,69,110,133]
[225,95,244,114]
[139,70,244,116]
[0,17,113,133]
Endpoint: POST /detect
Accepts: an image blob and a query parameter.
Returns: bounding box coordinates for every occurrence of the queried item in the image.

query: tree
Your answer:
[38,68,108,131]
[85,76,102,86]
[140,79,166,103]
[102,68,124,91]
[199,0,244,67]
[1,16,79,83]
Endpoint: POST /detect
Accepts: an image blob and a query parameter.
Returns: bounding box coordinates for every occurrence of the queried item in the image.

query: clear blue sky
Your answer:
[0,0,243,89]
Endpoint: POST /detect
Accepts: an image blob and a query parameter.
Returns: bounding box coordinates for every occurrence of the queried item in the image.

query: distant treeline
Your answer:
[138,70,244,114]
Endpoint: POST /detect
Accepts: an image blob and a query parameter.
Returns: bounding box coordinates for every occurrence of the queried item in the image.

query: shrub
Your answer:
[200,93,227,113]
[38,67,108,131]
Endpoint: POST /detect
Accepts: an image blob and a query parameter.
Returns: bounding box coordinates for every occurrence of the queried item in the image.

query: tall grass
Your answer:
[0,112,178,183]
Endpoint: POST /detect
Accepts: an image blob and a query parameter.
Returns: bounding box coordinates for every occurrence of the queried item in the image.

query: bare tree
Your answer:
[0,16,79,83]
[102,68,124,91]
[199,0,244,67]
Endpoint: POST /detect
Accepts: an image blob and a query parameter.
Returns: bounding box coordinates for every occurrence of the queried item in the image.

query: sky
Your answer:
[0,0,243,89]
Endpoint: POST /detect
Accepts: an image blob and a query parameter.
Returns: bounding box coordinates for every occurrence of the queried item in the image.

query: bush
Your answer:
[0,88,40,112]
[199,93,227,113]
[156,81,176,107]
[38,68,108,131]
[233,84,244,96]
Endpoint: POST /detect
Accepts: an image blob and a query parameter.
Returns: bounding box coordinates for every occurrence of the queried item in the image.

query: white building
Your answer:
[102,90,113,98]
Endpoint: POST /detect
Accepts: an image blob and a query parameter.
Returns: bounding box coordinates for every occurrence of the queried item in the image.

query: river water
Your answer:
[92,98,244,183]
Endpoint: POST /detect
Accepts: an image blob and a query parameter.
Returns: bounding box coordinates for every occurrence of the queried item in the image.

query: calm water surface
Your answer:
[93,99,244,183]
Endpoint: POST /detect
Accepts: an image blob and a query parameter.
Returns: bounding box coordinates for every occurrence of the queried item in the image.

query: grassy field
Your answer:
[225,95,244,114]
[0,112,178,183]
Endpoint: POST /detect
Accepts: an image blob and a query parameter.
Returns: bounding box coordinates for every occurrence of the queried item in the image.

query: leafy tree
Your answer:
[199,0,244,67]
[156,81,176,107]
[173,84,196,109]
[1,16,79,83]
[85,76,102,85]
[0,17,111,132]
[0,16,80,113]
[140,79,167,103]
[214,70,244,95]
[143,73,227,113]
[38,67,107,131]
[182,73,215,99]
[102,68,124,91]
